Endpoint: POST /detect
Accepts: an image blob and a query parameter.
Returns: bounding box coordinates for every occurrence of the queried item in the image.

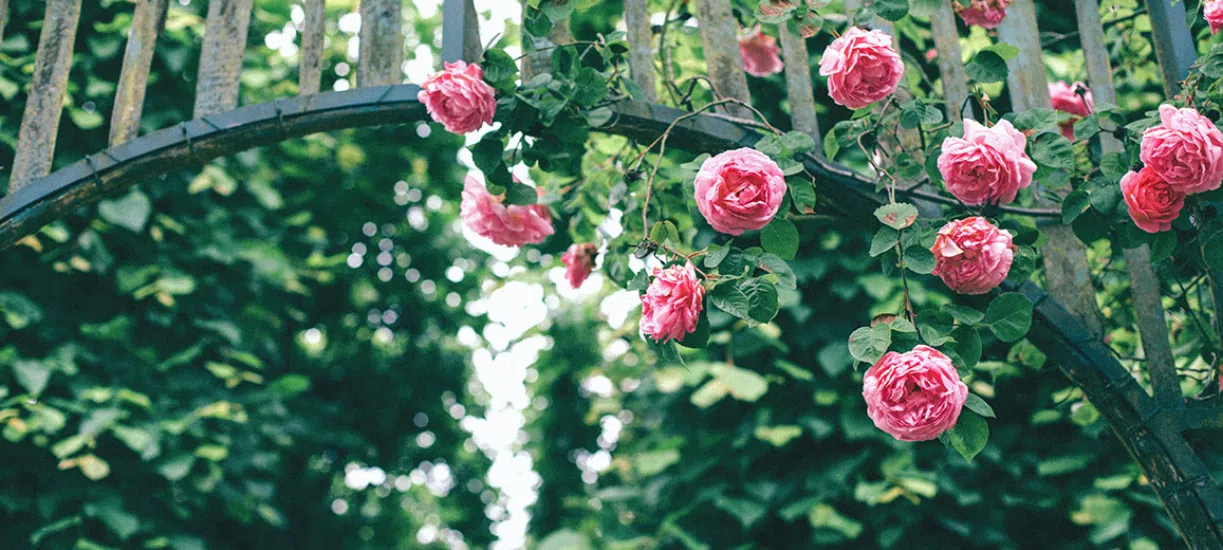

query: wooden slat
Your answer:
[358,0,403,87]
[623,0,657,103]
[0,0,9,45]
[110,0,169,147]
[1077,0,1180,409]
[779,26,819,142]
[930,0,970,122]
[9,0,81,193]
[693,0,751,118]
[194,0,254,118]
[996,0,1049,111]
[998,0,1105,338]
[1146,0,1196,96]
[441,0,482,63]
[299,0,325,95]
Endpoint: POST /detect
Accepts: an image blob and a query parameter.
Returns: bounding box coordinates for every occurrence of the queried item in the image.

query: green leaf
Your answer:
[481,49,519,90]
[904,246,936,274]
[1073,115,1101,141]
[716,364,769,401]
[848,324,891,364]
[870,227,899,257]
[755,425,803,446]
[949,326,982,369]
[13,360,51,395]
[583,106,614,127]
[1062,189,1091,224]
[649,220,680,245]
[875,0,909,21]
[808,503,863,539]
[708,279,779,324]
[964,393,996,418]
[677,311,711,348]
[965,50,1008,83]
[98,190,152,232]
[1100,152,1130,183]
[1012,108,1060,132]
[780,131,816,153]
[948,411,989,462]
[572,67,608,107]
[985,292,1034,342]
[761,218,800,260]
[908,0,944,17]
[268,375,312,397]
[788,178,817,213]
[917,310,955,346]
[704,244,731,268]
[634,449,680,476]
[758,253,797,290]
[1031,132,1076,170]
[874,203,919,230]
[943,304,985,324]
[504,182,539,205]
[981,42,1021,61]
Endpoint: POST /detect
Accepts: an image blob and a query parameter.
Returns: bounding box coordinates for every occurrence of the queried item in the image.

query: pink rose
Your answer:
[1208,0,1223,34]
[1049,81,1094,141]
[561,243,598,288]
[739,28,784,77]
[957,0,1011,29]
[418,61,497,134]
[1121,167,1185,233]
[460,177,554,247]
[938,119,1037,206]
[818,27,904,110]
[931,217,1014,295]
[863,345,969,442]
[693,148,787,235]
[640,264,705,344]
[1140,104,1223,195]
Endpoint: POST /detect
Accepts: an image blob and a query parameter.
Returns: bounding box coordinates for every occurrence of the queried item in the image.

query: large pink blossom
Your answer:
[931,217,1014,295]
[818,27,904,110]
[694,148,787,236]
[460,177,553,247]
[957,0,1011,29]
[1207,0,1223,34]
[1121,167,1185,233]
[418,61,497,134]
[1140,104,1223,195]
[1049,81,1094,141]
[561,243,598,289]
[863,345,969,442]
[938,119,1037,206]
[739,28,784,77]
[640,264,705,344]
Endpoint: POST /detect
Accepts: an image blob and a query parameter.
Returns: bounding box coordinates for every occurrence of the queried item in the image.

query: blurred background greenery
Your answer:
[0,0,1210,548]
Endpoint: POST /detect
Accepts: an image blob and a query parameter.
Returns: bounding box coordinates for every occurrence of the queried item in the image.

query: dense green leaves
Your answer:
[986,293,1034,342]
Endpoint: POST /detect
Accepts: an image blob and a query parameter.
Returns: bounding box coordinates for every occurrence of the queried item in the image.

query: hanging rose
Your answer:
[640,264,706,344]
[1207,0,1223,34]
[418,61,497,134]
[956,0,1011,29]
[1121,168,1186,233]
[931,217,1015,295]
[1140,105,1223,195]
[739,28,784,77]
[561,243,598,289]
[693,148,787,236]
[863,345,969,442]
[818,27,904,110]
[938,119,1037,206]
[460,177,554,247]
[1049,81,1094,141]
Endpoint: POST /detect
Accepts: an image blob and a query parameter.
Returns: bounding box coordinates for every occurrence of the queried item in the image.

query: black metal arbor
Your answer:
[4,0,1223,546]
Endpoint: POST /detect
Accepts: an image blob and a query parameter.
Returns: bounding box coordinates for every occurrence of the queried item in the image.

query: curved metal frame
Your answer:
[2,86,1222,545]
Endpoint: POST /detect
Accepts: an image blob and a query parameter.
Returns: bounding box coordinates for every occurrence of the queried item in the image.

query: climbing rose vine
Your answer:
[1120,168,1186,234]
[818,27,903,110]
[863,346,969,442]
[693,148,787,235]
[1140,105,1223,195]
[938,119,1037,206]
[931,217,1015,296]
[419,61,498,134]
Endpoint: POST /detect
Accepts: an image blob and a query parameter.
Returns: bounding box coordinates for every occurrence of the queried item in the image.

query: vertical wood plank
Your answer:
[0,0,9,45]
[358,0,403,87]
[441,0,482,63]
[299,0,325,95]
[110,0,169,147]
[1146,0,1197,96]
[194,0,254,117]
[624,0,657,103]
[779,26,819,143]
[996,0,1050,111]
[693,0,752,118]
[10,0,81,193]
[1077,0,1180,409]
[931,0,970,122]
[999,0,1104,338]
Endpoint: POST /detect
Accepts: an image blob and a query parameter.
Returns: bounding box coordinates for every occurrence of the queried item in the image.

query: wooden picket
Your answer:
[358,0,403,87]
[693,0,752,118]
[299,0,326,96]
[110,0,168,147]
[623,0,658,103]
[930,0,970,122]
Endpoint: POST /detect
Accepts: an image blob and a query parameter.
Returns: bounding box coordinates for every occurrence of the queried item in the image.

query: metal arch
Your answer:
[1,85,1222,545]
